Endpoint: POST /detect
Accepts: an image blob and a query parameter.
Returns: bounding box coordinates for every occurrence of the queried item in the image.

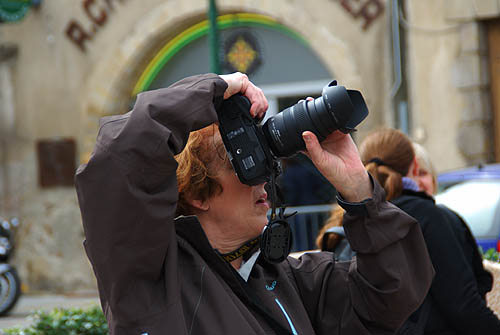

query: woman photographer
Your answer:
[76,73,433,334]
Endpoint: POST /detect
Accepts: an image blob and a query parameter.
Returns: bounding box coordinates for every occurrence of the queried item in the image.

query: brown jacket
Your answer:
[75,74,434,335]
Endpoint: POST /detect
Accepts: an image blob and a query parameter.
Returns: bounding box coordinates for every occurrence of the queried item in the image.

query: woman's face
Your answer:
[207,168,270,241]
[417,167,435,196]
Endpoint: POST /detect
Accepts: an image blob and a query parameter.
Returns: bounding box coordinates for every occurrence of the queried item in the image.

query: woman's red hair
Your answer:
[175,124,230,216]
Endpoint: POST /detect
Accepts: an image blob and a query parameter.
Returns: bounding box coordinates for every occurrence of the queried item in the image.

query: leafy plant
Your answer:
[480,247,500,262]
[2,306,108,335]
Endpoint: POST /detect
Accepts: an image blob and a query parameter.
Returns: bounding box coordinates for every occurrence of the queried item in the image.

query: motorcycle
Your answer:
[0,217,21,316]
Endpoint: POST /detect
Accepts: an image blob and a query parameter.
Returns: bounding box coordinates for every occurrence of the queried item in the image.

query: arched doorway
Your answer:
[133,13,331,93]
[132,12,333,121]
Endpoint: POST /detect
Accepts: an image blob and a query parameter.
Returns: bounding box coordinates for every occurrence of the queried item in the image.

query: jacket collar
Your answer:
[174,215,252,298]
[400,189,435,203]
[174,215,216,258]
[402,177,419,192]
[174,216,292,334]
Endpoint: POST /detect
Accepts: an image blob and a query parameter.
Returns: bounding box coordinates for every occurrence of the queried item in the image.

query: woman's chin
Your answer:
[255,219,268,234]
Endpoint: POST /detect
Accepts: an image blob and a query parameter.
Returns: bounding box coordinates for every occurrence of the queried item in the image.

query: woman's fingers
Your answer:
[219,72,268,119]
[220,72,246,99]
[245,83,268,119]
[302,131,324,167]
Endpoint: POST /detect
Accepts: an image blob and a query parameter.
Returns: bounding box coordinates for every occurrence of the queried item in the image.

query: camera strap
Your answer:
[260,162,293,263]
[220,237,260,263]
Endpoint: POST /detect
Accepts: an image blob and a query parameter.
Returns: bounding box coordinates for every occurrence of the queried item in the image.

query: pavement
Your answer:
[0,292,100,329]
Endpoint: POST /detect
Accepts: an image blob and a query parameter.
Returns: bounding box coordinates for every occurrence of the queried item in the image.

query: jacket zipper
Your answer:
[274,298,298,335]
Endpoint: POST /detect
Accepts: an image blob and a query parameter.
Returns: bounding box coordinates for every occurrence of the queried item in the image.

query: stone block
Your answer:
[453,54,489,88]
[445,0,500,20]
[473,0,500,19]
[461,88,492,121]
[14,188,95,292]
[480,54,491,85]
[445,0,475,21]
[460,21,487,54]
[456,121,491,157]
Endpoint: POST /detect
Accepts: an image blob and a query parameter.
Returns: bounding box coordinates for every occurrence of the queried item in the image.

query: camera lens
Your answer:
[261,81,368,158]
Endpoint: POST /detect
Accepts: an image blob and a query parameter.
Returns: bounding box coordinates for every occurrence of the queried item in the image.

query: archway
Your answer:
[133,13,331,93]
[81,4,361,161]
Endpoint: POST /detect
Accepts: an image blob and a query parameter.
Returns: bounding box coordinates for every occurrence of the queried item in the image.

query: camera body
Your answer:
[217,80,369,186]
[217,94,273,186]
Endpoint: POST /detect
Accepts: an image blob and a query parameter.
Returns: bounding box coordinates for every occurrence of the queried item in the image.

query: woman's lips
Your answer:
[255,196,270,209]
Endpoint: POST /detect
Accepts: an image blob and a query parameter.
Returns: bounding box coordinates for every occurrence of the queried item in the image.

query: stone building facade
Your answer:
[0,0,498,292]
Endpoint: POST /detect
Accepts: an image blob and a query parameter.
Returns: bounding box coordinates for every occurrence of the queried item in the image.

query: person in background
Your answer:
[412,143,438,196]
[359,128,500,335]
[76,73,434,335]
[315,206,355,261]
[413,142,494,301]
[278,155,335,206]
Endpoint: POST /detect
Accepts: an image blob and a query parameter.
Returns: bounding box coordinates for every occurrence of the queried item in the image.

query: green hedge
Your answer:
[2,306,108,335]
[481,247,500,262]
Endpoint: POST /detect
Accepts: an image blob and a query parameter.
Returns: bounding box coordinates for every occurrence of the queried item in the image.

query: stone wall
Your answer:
[406,0,499,169]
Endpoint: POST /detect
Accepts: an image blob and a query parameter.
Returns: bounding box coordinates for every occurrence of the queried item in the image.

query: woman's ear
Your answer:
[405,157,418,179]
[409,157,419,178]
[190,199,210,211]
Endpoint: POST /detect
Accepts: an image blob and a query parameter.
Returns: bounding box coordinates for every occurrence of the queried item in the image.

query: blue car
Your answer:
[435,163,500,252]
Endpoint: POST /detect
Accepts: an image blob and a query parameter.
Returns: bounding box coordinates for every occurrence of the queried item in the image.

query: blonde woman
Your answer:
[413,142,494,301]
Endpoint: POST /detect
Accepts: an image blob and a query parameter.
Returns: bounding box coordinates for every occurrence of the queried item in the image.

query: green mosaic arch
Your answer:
[132,12,309,95]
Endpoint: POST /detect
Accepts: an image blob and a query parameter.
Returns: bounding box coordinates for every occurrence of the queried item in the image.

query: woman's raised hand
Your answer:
[302,130,372,203]
[219,72,268,119]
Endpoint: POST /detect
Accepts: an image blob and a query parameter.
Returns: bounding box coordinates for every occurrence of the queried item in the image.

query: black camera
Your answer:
[216,80,369,186]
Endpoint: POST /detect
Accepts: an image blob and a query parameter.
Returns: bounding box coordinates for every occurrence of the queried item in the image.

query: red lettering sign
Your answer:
[83,0,107,26]
[65,20,92,52]
[65,0,127,52]
[340,0,384,30]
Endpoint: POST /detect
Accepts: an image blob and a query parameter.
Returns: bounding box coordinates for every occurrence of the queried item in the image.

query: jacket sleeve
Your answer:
[75,74,227,331]
[337,178,435,332]
[421,203,500,334]
[289,179,434,334]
